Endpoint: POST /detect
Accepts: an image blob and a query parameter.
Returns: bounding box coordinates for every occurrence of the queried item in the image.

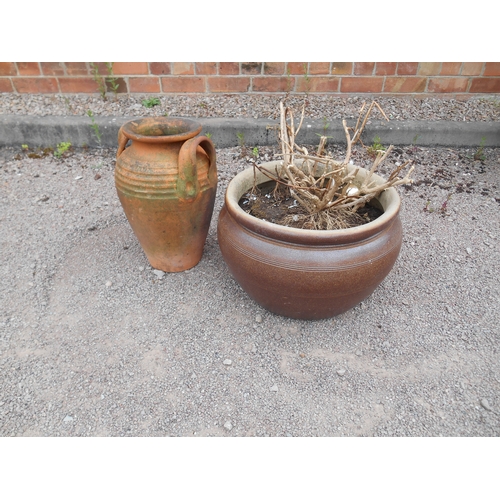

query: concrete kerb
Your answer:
[1,114,499,149]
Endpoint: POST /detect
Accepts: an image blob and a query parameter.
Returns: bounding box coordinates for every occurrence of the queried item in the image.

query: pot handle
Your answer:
[116,127,128,159]
[177,136,216,201]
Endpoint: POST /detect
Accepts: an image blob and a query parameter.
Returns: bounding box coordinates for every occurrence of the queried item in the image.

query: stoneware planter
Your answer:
[115,117,217,272]
[217,160,403,320]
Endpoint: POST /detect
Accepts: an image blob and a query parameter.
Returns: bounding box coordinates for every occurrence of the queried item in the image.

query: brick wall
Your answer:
[1,62,499,96]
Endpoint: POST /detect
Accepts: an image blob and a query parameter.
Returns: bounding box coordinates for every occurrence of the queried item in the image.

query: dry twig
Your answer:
[254,99,414,229]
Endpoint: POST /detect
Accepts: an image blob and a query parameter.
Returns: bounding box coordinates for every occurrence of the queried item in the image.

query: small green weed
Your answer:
[302,64,311,95]
[236,132,247,156]
[367,135,385,158]
[54,142,72,159]
[142,97,161,108]
[63,96,73,113]
[105,62,120,96]
[205,132,212,139]
[252,146,259,158]
[285,68,293,96]
[424,194,452,216]
[90,62,120,100]
[322,117,330,136]
[86,110,102,146]
[90,63,108,101]
[474,137,486,161]
[21,144,29,150]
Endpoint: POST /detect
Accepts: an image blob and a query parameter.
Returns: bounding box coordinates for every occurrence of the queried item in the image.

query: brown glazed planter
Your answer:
[115,117,217,272]
[217,161,403,320]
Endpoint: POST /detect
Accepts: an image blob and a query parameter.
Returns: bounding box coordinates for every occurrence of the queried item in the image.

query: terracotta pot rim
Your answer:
[121,116,202,143]
[224,160,401,245]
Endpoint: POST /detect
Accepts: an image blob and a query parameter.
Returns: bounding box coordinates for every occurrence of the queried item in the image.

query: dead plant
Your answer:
[253,100,415,229]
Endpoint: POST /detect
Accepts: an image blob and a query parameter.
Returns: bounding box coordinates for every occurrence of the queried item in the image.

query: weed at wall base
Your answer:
[86,110,102,147]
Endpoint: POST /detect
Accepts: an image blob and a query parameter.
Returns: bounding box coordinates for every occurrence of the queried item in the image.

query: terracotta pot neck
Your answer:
[120,117,202,144]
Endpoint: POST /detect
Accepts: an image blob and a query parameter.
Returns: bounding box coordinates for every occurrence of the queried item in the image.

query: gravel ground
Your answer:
[1,92,500,121]
[1,130,499,436]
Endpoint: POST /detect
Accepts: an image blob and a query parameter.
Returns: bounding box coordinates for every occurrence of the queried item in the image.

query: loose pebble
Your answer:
[480,399,492,411]
[223,359,232,365]
[270,385,278,392]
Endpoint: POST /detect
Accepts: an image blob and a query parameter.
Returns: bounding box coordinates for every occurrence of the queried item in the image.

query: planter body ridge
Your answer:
[217,161,403,320]
[115,117,217,272]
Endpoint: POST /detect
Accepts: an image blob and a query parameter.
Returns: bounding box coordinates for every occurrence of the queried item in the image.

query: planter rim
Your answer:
[120,116,202,144]
[224,160,402,245]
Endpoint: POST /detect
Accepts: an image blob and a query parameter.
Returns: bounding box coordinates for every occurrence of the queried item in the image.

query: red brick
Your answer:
[375,62,397,75]
[440,62,461,75]
[172,63,194,75]
[331,63,352,75]
[58,77,100,93]
[241,63,262,74]
[0,62,16,76]
[309,62,330,75]
[129,77,161,93]
[16,62,40,75]
[418,62,441,76]
[252,77,294,92]
[13,77,59,93]
[354,62,375,75]
[484,63,500,76]
[263,62,285,75]
[112,62,148,75]
[384,77,427,93]
[427,77,468,93]
[195,63,217,75]
[286,62,308,75]
[219,62,239,75]
[64,62,89,75]
[340,77,383,93]
[469,78,500,93]
[161,76,205,92]
[207,77,250,92]
[397,62,418,75]
[40,62,65,75]
[296,76,339,92]
[461,62,483,76]
[149,63,171,75]
[0,78,14,92]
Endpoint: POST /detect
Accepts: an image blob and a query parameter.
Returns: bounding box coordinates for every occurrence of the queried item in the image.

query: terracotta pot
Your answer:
[115,117,217,272]
[217,161,403,320]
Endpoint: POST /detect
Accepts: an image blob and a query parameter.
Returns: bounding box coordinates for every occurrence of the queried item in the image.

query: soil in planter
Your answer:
[239,181,383,230]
